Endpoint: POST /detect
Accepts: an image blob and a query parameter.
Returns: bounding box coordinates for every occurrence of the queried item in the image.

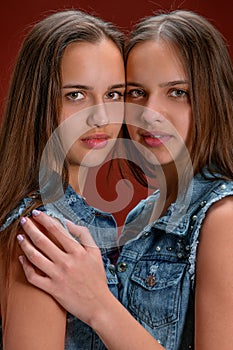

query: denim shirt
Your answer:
[0,184,118,350]
[115,171,233,350]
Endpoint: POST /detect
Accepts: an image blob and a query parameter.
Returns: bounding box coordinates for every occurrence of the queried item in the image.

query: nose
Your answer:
[141,108,165,125]
[87,104,109,128]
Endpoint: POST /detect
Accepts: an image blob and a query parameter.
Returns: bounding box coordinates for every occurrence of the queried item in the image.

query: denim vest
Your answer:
[114,171,233,350]
[0,185,118,350]
[1,172,233,349]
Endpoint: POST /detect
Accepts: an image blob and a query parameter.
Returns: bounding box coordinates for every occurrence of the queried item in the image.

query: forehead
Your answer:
[126,40,186,81]
[61,39,124,85]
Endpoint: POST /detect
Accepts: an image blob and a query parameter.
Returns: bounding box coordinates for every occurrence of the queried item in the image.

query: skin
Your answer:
[1,38,125,350]
[125,40,192,166]
[125,40,192,212]
[18,40,233,350]
[60,40,125,193]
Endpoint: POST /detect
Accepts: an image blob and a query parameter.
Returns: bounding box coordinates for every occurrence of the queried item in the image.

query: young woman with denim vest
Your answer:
[18,10,233,350]
[0,9,126,349]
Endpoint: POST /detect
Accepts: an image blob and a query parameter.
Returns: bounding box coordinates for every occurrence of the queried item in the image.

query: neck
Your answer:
[68,165,88,196]
[151,163,179,220]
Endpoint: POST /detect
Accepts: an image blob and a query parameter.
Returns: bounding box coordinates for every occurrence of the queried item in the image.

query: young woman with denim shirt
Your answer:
[18,10,233,350]
[0,9,126,349]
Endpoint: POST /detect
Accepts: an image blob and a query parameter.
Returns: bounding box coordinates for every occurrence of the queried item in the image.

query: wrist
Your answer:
[89,289,119,333]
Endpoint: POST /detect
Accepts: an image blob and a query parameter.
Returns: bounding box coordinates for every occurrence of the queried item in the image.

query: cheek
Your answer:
[60,105,73,122]
[173,106,192,138]
[183,111,192,139]
[61,100,86,122]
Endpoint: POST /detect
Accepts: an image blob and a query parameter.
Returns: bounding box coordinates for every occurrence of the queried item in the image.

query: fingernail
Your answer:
[18,256,25,264]
[32,209,41,217]
[17,234,25,243]
[20,217,27,225]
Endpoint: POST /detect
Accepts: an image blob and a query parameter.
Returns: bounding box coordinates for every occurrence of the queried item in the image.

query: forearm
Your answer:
[1,241,67,350]
[90,291,164,350]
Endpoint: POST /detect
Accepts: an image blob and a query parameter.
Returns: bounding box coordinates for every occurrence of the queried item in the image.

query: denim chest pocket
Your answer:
[128,259,186,328]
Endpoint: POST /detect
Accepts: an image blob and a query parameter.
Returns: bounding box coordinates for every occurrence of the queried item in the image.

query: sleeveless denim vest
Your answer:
[0,185,118,350]
[1,171,233,349]
[115,171,233,350]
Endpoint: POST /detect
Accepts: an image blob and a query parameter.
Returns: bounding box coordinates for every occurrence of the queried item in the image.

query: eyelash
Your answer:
[126,89,146,99]
[126,88,189,100]
[65,90,124,102]
[66,91,85,101]
[106,91,124,100]
[169,88,189,98]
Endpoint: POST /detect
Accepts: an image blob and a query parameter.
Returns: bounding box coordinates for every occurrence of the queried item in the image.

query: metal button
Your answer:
[108,264,116,275]
[166,247,173,251]
[141,231,150,239]
[117,262,128,272]
[155,246,161,252]
[145,275,156,287]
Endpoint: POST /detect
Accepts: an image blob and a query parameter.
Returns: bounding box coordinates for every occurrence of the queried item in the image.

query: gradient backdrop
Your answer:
[0,0,232,227]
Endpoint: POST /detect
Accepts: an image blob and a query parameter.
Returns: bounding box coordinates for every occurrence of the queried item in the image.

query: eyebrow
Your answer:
[62,83,125,90]
[159,80,189,87]
[109,83,125,90]
[126,80,189,87]
[126,82,143,88]
[62,84,93,90]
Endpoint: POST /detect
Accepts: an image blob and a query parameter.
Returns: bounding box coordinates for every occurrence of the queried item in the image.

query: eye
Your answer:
[126,89,146,99]
[169,89,189,99]
[66,91,85,101]
[105,91,124,101]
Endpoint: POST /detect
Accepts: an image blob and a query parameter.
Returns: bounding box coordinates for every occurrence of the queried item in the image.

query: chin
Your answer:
[80,152,110,168]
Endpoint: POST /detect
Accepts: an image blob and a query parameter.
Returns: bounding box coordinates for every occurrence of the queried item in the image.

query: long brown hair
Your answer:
[124,10,233,180]
[0,10,124,260]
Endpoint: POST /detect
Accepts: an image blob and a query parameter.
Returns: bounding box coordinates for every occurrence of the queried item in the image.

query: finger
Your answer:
[66,220,97,250]
[30,211,83,254]
[18,255,53,294]
[17,234,55,277]
[20,216,66,261]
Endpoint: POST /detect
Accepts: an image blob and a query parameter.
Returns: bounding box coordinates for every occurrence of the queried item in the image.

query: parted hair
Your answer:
[124,10,233,180]
[0,10,124,248]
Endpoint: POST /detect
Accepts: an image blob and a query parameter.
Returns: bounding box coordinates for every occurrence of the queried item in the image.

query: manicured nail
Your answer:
[18,256,25,264]
[32,209,41,217]
[17,234,25,243]
[20,217,27,225]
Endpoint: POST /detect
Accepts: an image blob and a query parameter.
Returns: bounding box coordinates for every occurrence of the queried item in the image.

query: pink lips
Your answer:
[81,134,110,149]
[142,132,171,147]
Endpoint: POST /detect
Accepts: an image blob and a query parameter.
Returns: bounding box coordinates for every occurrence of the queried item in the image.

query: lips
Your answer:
[142,132,171,147]
[81,133,110,149]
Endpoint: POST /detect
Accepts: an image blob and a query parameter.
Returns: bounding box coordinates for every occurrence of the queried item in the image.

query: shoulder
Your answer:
[201,195,233,234]
[197,195,233,278]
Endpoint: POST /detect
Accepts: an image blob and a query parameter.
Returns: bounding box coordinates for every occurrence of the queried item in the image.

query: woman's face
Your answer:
[125,40,192,166]
[60,39,125,169]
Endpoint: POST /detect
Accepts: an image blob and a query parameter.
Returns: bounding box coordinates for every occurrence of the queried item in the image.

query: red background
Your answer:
[0,0,232,113]
[0,0,232,229]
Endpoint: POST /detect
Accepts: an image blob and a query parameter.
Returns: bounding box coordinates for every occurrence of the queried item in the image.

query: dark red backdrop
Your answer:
[0,0,232,113]
[0,0,232,228]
